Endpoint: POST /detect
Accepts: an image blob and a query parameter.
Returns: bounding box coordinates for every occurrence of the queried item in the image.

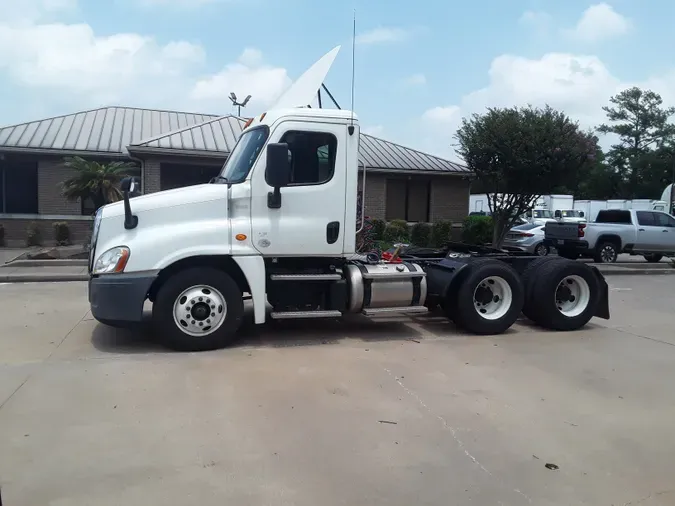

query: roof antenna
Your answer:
[348,9,356,136]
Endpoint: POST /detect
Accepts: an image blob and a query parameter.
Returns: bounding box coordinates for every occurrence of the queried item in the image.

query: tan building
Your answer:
[0,106,472,246]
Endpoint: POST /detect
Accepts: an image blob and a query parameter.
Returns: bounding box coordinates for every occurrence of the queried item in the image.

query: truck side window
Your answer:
[654,212,675,227]
[268,131,338,186]
[636,211,656,226]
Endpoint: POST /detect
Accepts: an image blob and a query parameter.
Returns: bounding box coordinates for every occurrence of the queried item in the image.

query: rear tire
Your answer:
[521,256,559,321]
[527,260,600,331]
[534,243,550,256]
[153,267,244,351]
[449,259,524,335]
[643,253,663,263]
[594,241,619,263]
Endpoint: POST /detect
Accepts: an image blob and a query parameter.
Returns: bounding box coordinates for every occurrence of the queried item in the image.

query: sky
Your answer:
[1,0,674,161]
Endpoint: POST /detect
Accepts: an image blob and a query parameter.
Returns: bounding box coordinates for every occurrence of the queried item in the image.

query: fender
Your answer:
[233,256,267,324]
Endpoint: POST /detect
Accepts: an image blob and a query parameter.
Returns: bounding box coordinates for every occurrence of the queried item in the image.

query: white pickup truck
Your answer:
[544,209,675,263]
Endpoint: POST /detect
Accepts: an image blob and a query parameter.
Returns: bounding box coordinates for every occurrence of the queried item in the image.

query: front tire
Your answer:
[449,259,524,335]
[153,267,244,351]
[644,253,663,263]
[527,260,600,331]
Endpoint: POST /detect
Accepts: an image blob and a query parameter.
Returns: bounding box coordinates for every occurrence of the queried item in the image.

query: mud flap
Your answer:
[590,266,610,320]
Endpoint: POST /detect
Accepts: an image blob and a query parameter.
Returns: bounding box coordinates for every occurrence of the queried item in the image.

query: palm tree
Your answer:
[60,156,138,213]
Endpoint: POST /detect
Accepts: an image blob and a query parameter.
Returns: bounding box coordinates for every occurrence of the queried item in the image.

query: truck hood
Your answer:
[101,183,229,218]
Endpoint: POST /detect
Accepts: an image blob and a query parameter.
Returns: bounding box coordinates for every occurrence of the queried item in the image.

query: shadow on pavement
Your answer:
[90,307,463,354]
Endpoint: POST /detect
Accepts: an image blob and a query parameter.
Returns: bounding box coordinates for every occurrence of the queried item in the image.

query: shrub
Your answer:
[26,222,42,247]
[462,215,494,245]
[370,218,386,241]
[383,219,410,243]
[430,220,453,247]
[0,223,4,247]
[410,222,431,247]
[53,221,71,246]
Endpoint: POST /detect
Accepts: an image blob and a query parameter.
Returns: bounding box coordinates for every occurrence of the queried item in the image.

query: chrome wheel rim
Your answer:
[555,275,590,317]
[172,285,227,337]
[473,276,513,320]
[600,245,617,262]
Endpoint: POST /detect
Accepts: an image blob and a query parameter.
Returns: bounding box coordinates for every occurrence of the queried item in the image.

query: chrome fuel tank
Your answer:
[344,262,427,312]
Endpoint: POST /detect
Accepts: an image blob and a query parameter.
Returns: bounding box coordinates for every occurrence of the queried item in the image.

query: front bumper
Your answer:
[89,272,157,325]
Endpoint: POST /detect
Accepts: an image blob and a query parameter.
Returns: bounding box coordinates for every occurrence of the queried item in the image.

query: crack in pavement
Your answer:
[384,368,532,504]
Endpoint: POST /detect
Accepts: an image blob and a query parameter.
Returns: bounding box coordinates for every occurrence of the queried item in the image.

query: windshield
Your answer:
[532,210,553,219]
[217,126,269,183]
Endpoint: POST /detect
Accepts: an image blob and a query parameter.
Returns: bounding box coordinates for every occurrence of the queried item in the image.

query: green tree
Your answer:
[456,105,597,247]
[60,156,138,213]
[597,87,675,197]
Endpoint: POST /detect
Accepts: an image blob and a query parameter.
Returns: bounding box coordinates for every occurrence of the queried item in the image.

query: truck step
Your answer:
[269,273,342,281]
[362,306,429,316]
[270,310,342,320]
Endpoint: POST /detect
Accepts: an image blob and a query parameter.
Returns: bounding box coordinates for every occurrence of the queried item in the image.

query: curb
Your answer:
[0,274,89,283]
[4,259,88,268]
[596,268,675,276]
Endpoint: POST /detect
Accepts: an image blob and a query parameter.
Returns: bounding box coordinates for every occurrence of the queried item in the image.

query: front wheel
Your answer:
[153,267,244,351]
[448,259,524,335]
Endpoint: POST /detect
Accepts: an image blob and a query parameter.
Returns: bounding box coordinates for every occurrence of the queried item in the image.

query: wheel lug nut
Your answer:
[211,313,215,317]
[199,322,203,326]
[192,320,196,325]
[206,299,211,303]
[207,319,211,324]
[199,297,203,301]
[211,304,215,309]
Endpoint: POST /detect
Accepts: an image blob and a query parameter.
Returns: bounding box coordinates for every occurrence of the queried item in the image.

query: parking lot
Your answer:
[1,277,674,506]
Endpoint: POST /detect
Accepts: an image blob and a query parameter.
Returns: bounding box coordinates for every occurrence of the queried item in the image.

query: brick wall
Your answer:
[0,217,93,247]
[38,160,81,215]
[359,172,387,220]
[144,159,161,194]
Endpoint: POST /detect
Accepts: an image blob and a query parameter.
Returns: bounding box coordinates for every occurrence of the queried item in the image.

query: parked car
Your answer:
[502,223,549,256]
[543,209,675,263]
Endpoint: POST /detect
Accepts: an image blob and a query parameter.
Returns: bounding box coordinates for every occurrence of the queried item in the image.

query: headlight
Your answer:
[93,246,130,274]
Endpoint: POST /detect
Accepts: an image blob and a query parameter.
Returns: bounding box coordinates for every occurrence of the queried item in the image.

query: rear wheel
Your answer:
[153,267,244,351]
[521,256,558,321]
[534,243,550,256]
[643,253,663,263]
[448,259,524,335]
[594,242,619,263]
[527,260,600,331]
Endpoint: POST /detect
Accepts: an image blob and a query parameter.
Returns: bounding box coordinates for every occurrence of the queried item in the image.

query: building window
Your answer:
[266,131,337,186]
[160,163,222,191]
[385,178,430,222]
[0,159,38,214]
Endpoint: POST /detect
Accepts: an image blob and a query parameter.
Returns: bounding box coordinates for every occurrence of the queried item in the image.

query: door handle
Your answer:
[663,230,669,233]
[326,221,340,244]
[638,228,645,231]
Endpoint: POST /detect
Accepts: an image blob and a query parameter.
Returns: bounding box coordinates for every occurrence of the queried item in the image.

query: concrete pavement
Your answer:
[1,278,675,505]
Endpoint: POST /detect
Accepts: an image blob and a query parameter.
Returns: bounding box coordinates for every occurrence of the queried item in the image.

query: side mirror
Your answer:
[554,210,562,219]
[120,176,135,193]
[266,143,290,209]
[579,211,585,217]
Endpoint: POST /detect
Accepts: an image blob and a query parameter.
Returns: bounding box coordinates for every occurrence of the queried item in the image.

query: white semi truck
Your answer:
[87,47,610,351]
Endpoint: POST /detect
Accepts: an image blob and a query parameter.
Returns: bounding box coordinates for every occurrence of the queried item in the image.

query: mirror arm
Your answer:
[267,187,282,209]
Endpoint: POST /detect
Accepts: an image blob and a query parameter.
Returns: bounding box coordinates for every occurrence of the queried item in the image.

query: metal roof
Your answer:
[130,120,470,174]
[0,106,470,174]
[129,115,246,155]
[358,133,470,174]
[0,106,219,155]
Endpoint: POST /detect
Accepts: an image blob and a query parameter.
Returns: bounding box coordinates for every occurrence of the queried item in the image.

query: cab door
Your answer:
[635,211,665,251]
[249,120,348,257]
